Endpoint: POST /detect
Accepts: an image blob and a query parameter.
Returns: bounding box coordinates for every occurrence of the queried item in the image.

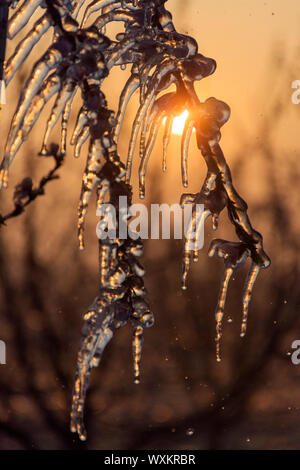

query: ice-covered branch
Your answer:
[0,0,270,440]
[0,146,64,226]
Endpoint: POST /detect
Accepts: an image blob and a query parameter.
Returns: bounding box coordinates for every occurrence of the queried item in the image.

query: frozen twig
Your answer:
[0,145,64,226]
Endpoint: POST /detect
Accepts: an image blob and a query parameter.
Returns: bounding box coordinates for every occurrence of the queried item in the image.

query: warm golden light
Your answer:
[163,110,189,135]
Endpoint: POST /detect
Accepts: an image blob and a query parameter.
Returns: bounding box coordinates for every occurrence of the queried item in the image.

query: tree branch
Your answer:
[0,145,64,226]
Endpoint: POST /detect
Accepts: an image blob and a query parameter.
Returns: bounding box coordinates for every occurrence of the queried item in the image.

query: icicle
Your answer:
[139,112,165,199]
[130,298,154,383]
[4,47,63,168]
[126,86,164,183]
[139,58,161,104]
[208,239,252,360]
[132,325,143,384]
[193,209,212,260]
[40,82,75,155]
[182,206,212,289]
[126,61,177,182]
[214,267,233,362]
[241,262,260,338]
[5,15,51,86]
[113,74,140,142]
[78,139,103,250]
[181,119,195,188]
[74,127,90,159]
[146,93,176,135]
[13,74,60,155]
[182,251,192,291]
[8,0,44,39]
[71,108,89,146]
[71,315,114,441]
[126,100,150,183]
[61,91,76,156]
[162,117,173,172]
[139,119,147,160]
[138,94,159,163]
[139,94,157,151]
[0,74,60,186]
[143,98,172,170]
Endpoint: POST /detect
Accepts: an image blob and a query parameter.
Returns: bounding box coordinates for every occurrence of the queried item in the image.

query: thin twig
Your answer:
[0,145,64,226]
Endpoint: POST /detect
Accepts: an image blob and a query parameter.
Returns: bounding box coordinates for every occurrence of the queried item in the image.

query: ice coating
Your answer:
[208,240,252,361]
[241,262,261,338]
[40,83,76,156]
[1,0,270,440]
[71,181,154,440]
[5,15,51,86]
[8,0,44,40]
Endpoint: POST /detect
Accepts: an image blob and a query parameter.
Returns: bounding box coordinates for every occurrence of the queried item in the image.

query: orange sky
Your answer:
[2,1,300,200]
[170,0,300,122]
[0,1,299,271]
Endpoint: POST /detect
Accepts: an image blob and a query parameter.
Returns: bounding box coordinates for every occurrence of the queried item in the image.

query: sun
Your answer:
[163,110,190,135]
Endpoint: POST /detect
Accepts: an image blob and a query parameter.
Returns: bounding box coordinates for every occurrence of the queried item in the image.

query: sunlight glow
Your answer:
[163,110,190,135]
